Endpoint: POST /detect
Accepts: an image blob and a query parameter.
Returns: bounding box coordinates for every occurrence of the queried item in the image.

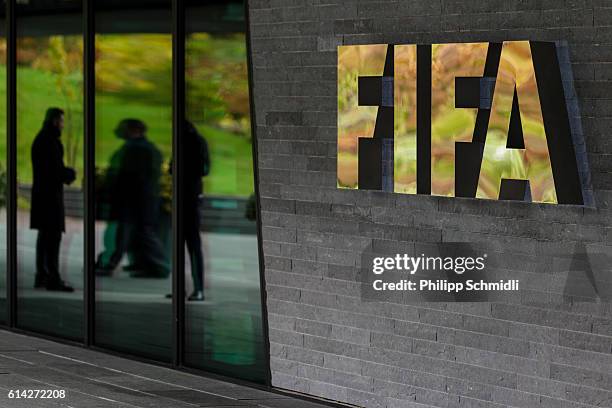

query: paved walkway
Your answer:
[0,330,329,408]
[1,212,268,373]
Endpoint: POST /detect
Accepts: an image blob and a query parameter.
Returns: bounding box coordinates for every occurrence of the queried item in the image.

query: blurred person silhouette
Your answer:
[31,107,76,292]
[182,121,210,301]
[95,135,133,275]
[95,119,169,278]
[164,121,210,301]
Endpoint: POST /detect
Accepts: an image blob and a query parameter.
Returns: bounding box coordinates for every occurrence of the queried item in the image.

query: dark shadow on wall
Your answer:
[563,242,612,302]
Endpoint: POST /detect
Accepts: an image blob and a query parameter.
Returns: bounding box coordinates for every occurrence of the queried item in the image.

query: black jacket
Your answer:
[183,127,210,201]
[30,125,75,231]
[169,127,210,203]
[106,137,163,226]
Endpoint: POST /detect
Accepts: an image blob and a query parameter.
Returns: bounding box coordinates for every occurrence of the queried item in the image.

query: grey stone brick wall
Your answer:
[247,1,612,407]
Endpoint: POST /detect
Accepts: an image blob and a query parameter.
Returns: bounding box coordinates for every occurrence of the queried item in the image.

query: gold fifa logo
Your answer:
[337,41,587,205]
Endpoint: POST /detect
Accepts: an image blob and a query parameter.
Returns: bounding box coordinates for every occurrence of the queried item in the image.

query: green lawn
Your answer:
[4,65,254,197]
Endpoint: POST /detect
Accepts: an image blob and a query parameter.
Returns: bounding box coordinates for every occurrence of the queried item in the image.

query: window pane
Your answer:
[0,16,6,324]
[15,2,83,339]
[94,1,173,362]
[183,1,267,383]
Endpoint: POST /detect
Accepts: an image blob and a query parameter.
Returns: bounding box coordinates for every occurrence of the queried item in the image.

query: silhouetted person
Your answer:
[183,121,210,301]
[31,108,76,292]
[95,132,135,275]
[96,119,169,278]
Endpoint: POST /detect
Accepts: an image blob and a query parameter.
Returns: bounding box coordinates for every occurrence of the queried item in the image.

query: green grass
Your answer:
[5,65,254,198]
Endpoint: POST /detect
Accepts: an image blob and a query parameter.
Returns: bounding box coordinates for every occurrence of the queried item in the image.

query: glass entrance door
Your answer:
[2,0,268,386]
[15,0,84,340]
[93,0,173,362]
[182,1,266,383]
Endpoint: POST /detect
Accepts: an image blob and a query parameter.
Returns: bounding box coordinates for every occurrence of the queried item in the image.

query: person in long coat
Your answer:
[30,107,76,291]
[96,119,169,278]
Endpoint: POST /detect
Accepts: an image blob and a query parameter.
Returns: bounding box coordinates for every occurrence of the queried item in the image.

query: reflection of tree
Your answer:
[14,33,253,196]
[45,37,82,169]
[430,44,487,197]
[337,45,387,188]
[18,36,83,170]
[93,33,250,137]
[187,33,250,137]
[95,34,172,104]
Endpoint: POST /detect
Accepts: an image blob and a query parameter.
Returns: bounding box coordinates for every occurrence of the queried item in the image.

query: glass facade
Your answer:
[1,0,267,385]
[184,1,265,381]
[0,10,5,325]
[16,0,84,340]
[94,0,173,363]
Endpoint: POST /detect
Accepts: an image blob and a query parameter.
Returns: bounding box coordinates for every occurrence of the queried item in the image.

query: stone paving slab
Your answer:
[0,330,334,408]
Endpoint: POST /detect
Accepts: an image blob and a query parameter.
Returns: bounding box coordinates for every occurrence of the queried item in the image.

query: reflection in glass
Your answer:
[184,6,266,382]
[393,45,417,194]
[430,42,487,197]
[16,6,84,339]
[0,33,6,323]
[477,41,556,203]
[94,4,173,361]
[337,44,387,189]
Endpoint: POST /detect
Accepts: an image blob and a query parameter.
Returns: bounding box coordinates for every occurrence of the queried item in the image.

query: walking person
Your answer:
[96,119,170,278]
